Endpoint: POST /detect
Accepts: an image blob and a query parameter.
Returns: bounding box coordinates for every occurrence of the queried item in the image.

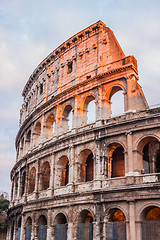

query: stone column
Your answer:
[93,221,101,240]
[126,131,134,175]
[95,140,101,180]
[103,219,107,240]
[34,160,40,199]
[69,145,74,183]
[47,209,52,239]
[24,164,29,202]
[67,222,73,240]
[49,153,55,196]
[128,201,136,240]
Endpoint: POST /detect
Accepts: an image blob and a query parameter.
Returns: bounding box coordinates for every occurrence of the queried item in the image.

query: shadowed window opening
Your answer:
[86,153,94,182]
[55,213,67,240]
[38,215,47,240]
[65,161,69,185]
[46,115,55,138]
[142,207,160,240]
[67,62,72,74]
[25,217,32,240]
[21,171,26,197]
[111,146,125,178]
[41,161,50,190]
[78,210,93,240]
[106,209,126,240]
[40,83,43,94]
[28,167,36,194]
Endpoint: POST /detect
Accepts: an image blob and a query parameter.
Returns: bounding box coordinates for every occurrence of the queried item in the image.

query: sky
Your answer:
[0,0,160,195]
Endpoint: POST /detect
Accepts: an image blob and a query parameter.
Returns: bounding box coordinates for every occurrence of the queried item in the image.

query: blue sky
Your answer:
[0,0,160,195]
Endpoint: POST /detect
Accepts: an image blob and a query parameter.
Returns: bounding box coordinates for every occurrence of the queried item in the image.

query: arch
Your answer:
[20,171,26,197]
[78,149,94,182]
[28,167,36,194]
[60,105,73,132]
[20,138,24,156]
[34,122,41,145]
[141,206,160,240]
[25,216,32,226]
[40,161,50,190]
[38,215,47,240]
[54,213,67,240]
[80,95,96,125]
[25,217,32,240]
[77,209,94,240]
[105,84,125,117]
[26,130,31,150]
[105,208,126,240]
[45,114,55,138]
[57,156,69,186]
[17,217,21,240]
[14,174,19,199]
[136,136,160,174]
[105,143,125,178]
[55,213,67,224]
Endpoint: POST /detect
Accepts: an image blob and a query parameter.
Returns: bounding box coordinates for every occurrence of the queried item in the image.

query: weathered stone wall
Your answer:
[7,21,160,240]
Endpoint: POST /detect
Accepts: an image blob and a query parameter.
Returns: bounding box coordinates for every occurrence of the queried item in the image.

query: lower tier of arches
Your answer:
[7,190,160,240]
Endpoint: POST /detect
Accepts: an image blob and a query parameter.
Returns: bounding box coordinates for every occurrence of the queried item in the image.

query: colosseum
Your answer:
[7,20,160,240]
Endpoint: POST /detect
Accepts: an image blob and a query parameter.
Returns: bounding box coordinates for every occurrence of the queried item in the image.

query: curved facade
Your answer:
[7,21,160,240]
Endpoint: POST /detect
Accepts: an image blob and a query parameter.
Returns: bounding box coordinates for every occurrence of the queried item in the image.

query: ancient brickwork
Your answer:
[7,21,160,240]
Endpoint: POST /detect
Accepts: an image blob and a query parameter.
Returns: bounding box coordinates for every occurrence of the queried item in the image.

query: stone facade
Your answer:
[7,21,160,240]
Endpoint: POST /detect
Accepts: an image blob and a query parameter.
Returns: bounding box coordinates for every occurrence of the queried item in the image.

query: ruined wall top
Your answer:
[22,20,127,99]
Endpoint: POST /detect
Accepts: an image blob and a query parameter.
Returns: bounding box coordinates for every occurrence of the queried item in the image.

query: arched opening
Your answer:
[46,114,55,138]
[41,162,50,190]
[105,143,125,178]
[106,86,124,118]
[55,213,67,240]
[21,171,26,197]
[28,167,36,194]
[106,208,126,240]
[11,222,14,240]
[87,100,96,124]
[81,95,95,125]
[14,174,19,199]
[112,146,125,178]
[86,153,94,182]
[111,90,124,117]
[137,137,160,174]
[34,122,41,145]
[77,210,93,240]
[17,218,21,240]
[57,156,69,186]
[141,206,160,240]
[25,217,32,240]
[26,130,31,150]
[38,215,47,240]
[20,138,24,157]
[61,105,73,132]
[78,149,94,182]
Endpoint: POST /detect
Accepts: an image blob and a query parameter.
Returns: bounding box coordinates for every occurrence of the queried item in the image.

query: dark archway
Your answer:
[41,161,50,190]
[25,217,32,240]
[111,146,125,178]
[28,167,36,194]
[38,215,47,240]
[55,213,67,240]
[106,208,126,240]
[141,206,160,240]
[77,210,93,240]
